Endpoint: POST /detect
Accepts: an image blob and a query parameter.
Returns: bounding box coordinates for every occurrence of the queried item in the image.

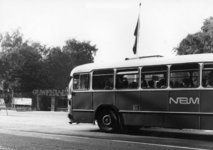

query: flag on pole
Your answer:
[133,3,141,55]
[133,18,139,54]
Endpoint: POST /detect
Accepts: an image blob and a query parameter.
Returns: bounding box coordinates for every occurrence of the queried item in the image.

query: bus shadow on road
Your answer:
[90,128,213,142]
[137,128,213,142]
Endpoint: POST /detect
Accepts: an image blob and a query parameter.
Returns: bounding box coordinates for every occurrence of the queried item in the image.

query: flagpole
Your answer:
[136,3,141,57]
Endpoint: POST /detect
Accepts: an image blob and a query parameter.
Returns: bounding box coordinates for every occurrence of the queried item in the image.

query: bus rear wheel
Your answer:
[97,109,119,133]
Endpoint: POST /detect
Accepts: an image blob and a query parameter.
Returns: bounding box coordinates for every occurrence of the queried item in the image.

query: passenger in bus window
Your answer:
[182,78,192,88]
[73,79,79,89]
[131,82,138,88]
[80,79,85,89]
[116,77,123,88]
[123,77,129,88]
[156,81,161,88]
[202,78,207,87]
[141,79,147,88]
[148,80,154,88]
[173,81,180,88]
[159,78,166,88]
[104,79,112,90]
[206,79,213,87]
[192,78,198,87]
[80,78,88,89]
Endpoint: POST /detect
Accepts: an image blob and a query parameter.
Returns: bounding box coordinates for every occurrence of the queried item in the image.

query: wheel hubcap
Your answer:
[102,115,111,126]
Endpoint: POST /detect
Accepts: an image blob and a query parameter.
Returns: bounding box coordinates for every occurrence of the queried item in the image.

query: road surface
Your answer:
[0,110,212,150]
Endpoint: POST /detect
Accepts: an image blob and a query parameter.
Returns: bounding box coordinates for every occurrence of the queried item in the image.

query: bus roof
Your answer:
[70,53,213,76]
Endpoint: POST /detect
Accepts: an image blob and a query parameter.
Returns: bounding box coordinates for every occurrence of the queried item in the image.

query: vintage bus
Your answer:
[67,54,213,132]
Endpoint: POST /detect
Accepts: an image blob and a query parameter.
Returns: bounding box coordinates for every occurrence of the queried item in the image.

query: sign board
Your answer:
[13,98,32,106]
[0,98,6,108]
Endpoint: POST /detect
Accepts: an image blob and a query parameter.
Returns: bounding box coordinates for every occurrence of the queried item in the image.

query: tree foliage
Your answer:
[0,29,98,93]
[0,30,46,92]
[174,17,213,55]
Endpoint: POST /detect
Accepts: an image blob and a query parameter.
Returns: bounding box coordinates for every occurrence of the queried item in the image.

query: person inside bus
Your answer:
[80,78,89,89]
[174,81,180,88]
[148,80,154,88]
[123,77,129,88]
[104,79,112,90]
[206,79,213,87]
[116,77,123,89]
[202,78,207,87]
[159,78,166,88]
[156,81,161,88]
[182,78,192,87]
[141,79,147,88]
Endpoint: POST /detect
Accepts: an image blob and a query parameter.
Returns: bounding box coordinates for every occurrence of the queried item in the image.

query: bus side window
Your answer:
[73,73,90,90]
[141,65,168,89]
[93,69,114,90]
[202,63,213,88]
[170,63,199,88]
[80,74,90,89]
[116,68,139,89]
[73,74,80,89]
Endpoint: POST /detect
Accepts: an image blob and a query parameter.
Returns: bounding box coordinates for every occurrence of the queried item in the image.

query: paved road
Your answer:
[0,110,213,150]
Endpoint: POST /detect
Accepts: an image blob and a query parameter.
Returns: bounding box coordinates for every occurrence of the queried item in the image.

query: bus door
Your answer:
[72,73,93,123]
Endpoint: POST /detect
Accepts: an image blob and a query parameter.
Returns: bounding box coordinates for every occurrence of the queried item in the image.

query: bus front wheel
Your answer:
[97,109,119,133]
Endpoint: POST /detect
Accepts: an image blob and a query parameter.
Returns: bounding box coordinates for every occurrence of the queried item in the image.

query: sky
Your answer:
[1,0,213,62]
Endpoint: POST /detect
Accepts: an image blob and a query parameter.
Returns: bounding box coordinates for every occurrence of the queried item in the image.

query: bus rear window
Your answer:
[202,63,213,88]
[73,73,90,90]
[170,63,199,88]
[93,69,114,90]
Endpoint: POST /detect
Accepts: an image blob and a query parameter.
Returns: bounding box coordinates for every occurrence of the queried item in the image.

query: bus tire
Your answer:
[97,109,119,133]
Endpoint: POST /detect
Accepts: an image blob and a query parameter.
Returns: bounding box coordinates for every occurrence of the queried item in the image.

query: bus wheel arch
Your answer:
[94,105,121,133]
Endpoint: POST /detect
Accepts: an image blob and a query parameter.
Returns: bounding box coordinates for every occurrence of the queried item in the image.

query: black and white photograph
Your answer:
[0,0,213,149]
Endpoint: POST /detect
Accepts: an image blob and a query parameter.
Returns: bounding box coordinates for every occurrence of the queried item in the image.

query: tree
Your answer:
[174,17,213,55]
[0,29,48,92]
[63,38,98,66]
[0,30,98,92]
[44,38,98,89]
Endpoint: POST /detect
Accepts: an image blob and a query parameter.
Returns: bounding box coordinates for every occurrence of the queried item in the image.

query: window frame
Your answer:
[141,65,168,89]
[115,68,139,89]
[170,63,200,89]
[92,69,114,90]
[73,73,90,91]
[202,63,213,88]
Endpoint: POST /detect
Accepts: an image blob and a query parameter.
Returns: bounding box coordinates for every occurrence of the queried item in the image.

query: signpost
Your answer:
[0,98,8,115]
